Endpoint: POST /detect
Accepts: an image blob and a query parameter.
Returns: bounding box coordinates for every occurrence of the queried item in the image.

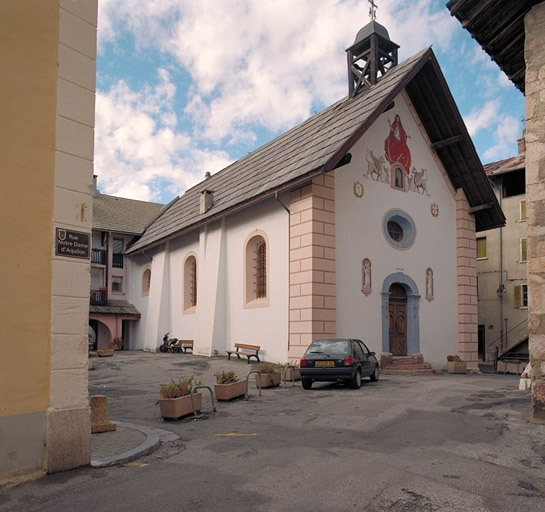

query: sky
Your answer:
[95,0,526,204]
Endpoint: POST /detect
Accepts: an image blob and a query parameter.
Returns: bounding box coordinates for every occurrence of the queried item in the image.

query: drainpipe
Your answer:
[275,192,291,357]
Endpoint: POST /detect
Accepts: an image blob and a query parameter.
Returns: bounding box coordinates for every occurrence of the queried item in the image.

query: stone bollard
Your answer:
[90,395,117,434]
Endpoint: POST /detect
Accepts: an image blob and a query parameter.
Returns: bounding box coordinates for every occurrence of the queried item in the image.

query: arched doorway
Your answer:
[381,272,420,354]
[388,283,407,355]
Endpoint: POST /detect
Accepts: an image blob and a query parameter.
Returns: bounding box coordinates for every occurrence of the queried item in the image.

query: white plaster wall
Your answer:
[128,196,289,361]
[335,92,459,367]
[222,196,290,363]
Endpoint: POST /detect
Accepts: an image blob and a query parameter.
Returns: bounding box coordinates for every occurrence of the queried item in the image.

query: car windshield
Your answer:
[307,340,349,355]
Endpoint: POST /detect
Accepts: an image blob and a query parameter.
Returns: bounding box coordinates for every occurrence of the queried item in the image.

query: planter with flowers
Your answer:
[158,376,202,419]
[214,370,246,401]
[446,355,467,374]
[255,362,281,388]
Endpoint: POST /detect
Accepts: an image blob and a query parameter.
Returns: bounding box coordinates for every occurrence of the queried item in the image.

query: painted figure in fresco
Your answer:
[365,150,389,182]
[384,114,411,173]
[425,267,434,302]
[362,258,372,296]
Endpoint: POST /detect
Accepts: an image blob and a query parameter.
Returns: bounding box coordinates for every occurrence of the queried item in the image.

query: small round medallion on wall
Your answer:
[431,203,439,217]
[353,181,364,198]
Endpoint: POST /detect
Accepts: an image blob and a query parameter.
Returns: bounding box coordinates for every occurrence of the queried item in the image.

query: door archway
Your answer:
[381,272,420,354]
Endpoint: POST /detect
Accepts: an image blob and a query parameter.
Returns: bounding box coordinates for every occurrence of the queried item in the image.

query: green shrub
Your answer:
[159,376,199,399]
[215,370,240,384]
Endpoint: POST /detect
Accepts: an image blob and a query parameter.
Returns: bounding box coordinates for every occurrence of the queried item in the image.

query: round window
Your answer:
[387,220,404,242]
[383,210,416,249]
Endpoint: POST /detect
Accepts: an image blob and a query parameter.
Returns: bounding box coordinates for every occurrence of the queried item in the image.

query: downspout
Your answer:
[275,192,291,356]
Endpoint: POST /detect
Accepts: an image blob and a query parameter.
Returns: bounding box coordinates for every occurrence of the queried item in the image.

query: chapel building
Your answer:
[125,21,504,370]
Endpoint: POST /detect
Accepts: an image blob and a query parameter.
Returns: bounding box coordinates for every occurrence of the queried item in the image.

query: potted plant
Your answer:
[112,336,124,350]
[158,376,202,419]
[446,354,467,374]
[214,370,246,401]
[97,341,115,357]
[255,362,281,388]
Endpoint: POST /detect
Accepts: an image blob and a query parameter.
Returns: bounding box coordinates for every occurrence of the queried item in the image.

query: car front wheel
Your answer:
[370,365,379,382]
[351,369,361,389]
[301,378,313,390]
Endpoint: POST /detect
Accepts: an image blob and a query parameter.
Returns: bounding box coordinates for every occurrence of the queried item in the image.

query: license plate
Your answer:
[315,360,334,367]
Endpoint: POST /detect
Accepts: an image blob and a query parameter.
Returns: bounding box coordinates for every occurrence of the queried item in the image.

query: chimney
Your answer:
[205,171,211,179]
[518,132,526,154]
[200,190,213,214]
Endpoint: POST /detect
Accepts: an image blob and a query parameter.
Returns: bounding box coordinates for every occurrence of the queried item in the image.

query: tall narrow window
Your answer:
[142,268,151,296]
[245,234,268,305]
[113,238,124,268]
[476,237,487,259]
[520,200,527,221]
[184,255,197,310]
[520,238,527,262]
[514,284,528,309]
[256,240,266,299]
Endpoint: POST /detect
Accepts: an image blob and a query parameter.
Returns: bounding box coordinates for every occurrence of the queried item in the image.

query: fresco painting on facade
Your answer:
[363,114,431,197]
[425,268,434,302]
[362,258,372,296]
[384,114,412,173]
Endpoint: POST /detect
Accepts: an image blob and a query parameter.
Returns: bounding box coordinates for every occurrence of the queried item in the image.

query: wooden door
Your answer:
[389,283,407,355]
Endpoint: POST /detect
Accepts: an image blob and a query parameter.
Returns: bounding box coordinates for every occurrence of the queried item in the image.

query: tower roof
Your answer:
[351,20,397,48]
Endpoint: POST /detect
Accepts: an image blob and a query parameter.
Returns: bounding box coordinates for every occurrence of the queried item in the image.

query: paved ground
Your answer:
[1,351,544,512]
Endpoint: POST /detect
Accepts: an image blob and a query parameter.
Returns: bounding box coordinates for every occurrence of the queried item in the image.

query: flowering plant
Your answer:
[447,354,463,362]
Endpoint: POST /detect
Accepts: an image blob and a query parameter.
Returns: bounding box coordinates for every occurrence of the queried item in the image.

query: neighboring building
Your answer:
[1,0,97,482]
[447,0,545,420]
[477,138,528,362]
[125,21,503,371]
[89,180,165,351]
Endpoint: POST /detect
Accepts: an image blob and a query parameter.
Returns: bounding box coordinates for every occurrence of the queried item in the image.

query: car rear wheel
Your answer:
[302,378,312,390]
[351,369,361,389]
[370,365,379,382]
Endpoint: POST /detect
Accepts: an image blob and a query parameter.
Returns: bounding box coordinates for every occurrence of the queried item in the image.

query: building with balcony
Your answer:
[477,137,528,363]
[90,180,164,350]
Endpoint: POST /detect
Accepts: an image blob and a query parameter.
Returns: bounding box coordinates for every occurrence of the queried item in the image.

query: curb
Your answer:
[90,421,179,467]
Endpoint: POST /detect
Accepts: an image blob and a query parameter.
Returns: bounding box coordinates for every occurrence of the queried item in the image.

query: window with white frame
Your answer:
[111,276,123,293]
[514,283,528,309]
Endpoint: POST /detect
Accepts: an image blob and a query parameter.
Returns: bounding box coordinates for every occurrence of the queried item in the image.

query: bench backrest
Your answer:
[235,343,260,351]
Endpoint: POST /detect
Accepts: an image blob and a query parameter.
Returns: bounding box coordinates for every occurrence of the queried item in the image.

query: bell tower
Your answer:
[346,20,399,98]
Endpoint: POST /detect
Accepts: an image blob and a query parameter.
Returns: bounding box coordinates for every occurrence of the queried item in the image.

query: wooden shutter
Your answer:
[513,285,521,309]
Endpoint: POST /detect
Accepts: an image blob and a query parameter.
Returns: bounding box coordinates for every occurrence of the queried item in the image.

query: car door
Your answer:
[356,340,373,376]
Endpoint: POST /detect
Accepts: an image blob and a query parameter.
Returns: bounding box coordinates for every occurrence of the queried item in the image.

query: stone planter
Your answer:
[255,372,281,388]
[447,361,467,374]
[97,348,114,357]
[214,380,246,401]
[158,392,202,419]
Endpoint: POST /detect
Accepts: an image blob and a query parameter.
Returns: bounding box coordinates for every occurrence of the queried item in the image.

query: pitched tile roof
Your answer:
[128,47,503,254]
[484,154,525,175]
[89,300,141,317]
[93,192,165,236]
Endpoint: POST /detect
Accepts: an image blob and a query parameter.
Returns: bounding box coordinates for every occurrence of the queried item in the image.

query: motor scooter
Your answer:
[159,332,179,353]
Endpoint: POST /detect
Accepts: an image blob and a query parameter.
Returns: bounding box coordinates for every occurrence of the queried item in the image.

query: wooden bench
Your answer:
[226,343,261,364]
[173,340,194,353]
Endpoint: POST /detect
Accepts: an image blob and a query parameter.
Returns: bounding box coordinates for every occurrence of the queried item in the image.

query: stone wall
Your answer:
[525,2,545,419]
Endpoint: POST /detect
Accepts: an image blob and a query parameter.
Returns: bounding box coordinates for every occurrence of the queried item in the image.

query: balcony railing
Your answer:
[90,289,107,305]
[91,249,107,265]
[112,253,124,268]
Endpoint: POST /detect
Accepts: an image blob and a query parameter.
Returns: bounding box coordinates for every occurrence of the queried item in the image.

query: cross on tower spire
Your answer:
[368,0,377,21]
